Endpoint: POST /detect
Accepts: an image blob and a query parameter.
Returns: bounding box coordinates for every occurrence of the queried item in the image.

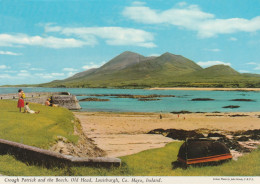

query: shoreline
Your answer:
[75,111,260,157]
[149,87,260,91]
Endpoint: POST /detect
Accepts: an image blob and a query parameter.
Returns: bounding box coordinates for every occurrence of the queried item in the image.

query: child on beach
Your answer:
[24,102,40,114]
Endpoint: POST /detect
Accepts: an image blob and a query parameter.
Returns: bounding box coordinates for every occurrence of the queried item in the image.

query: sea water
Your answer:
[0,87,259,113]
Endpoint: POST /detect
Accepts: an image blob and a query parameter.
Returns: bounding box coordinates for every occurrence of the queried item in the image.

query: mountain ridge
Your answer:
[40,51,260,88]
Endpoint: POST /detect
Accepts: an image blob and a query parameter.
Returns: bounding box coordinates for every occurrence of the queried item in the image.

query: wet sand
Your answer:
[74,111,260,157]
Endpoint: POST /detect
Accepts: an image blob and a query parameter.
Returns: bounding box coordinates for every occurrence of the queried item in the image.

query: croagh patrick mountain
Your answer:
[40,51,260,88]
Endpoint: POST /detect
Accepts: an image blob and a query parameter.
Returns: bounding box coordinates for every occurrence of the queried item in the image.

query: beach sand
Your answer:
[74,111,260,157]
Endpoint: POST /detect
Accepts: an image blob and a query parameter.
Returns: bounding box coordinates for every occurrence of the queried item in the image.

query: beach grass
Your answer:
[0,142,259,176]
[0,100,77,149]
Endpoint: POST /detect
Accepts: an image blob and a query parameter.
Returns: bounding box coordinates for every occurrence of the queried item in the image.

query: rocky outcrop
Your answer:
[79,94,175,99]
[148,128,260,155]
[138,98,160,101]
[79,98,110,102]
[52,95,81,110]
[222,105,240,109]
[191,98,214,101]
[230,99,255,102]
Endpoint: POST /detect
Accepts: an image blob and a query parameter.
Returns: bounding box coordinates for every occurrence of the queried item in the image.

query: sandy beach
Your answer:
[74,111,260,157]
[150,87,260,91]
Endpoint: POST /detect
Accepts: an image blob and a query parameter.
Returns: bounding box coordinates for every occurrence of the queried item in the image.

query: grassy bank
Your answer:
[0,100,77,149]
[0,142,259,176]
[0,100,259,176]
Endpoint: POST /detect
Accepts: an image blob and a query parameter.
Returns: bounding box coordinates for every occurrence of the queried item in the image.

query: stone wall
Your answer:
[0,138,121,168]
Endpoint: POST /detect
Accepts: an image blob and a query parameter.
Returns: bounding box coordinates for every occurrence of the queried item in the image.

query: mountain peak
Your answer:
[98,51,145,72]
[162,52,175,56]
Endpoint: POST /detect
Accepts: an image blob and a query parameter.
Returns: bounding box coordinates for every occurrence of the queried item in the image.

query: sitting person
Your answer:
[45,99,51,106]
[24,102,40,114]
[45,98,58,107]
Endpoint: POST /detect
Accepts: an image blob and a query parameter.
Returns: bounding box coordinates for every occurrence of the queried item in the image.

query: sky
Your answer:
[0,0,260,85]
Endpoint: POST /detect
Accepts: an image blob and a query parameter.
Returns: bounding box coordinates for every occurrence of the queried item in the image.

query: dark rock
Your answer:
[165,129,205,140]
[222,105,240,109]
[147,129,165,134]
[207,133,226,138]
[217,137,249,152]
[206,115,224,116]
[243,129,260,135]
[228,114,249,117]
[86,94,175,99]
[79,98,110,102]
[237,136,249,141]
[138,98,160,101]
[249,134,260,140]
[230,99,255,102]
[59,92,71,95]
[171,111,192,114]
[191,98,214,101]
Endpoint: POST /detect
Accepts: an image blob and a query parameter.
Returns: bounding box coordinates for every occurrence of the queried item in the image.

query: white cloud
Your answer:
[0,34,87,48]
[0,74,12,79]
[229,37,238,41]
[0,65,8,69]
[239,70,249,73]
[45,25,156,48]
[177,2,188,7]
[82,64,100,70]
[246,62,257,65]
[67,72,77,77]
[63,68,78,72]
[123,3,260,38]
[255,65,260,70]
[4,70,16,73]
[62,68,78,76]
[0,51,22,55]
[197,61,231,67]
[246,62,260,70]
[50,73,65,76]
[17,70,30,77]
[35,73,54,79]
[35,72,65,79]
[29,68,45,71]
[204,48,221,52]
[132,1,146,6]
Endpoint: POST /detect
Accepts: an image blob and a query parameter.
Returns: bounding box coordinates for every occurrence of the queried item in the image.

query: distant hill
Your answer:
[39,51,260,88]
[189,65,240,77]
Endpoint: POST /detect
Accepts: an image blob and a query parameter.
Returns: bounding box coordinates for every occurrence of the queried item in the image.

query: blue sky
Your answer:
[0,0,260,85]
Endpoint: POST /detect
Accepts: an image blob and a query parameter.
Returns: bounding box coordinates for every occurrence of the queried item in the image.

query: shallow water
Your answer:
[0,87,259,113]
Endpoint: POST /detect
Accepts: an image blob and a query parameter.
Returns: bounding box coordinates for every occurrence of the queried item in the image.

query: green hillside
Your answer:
[39,51,260,88]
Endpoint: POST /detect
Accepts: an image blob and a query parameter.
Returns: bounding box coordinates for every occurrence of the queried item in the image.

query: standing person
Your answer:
[17,89,25,112]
